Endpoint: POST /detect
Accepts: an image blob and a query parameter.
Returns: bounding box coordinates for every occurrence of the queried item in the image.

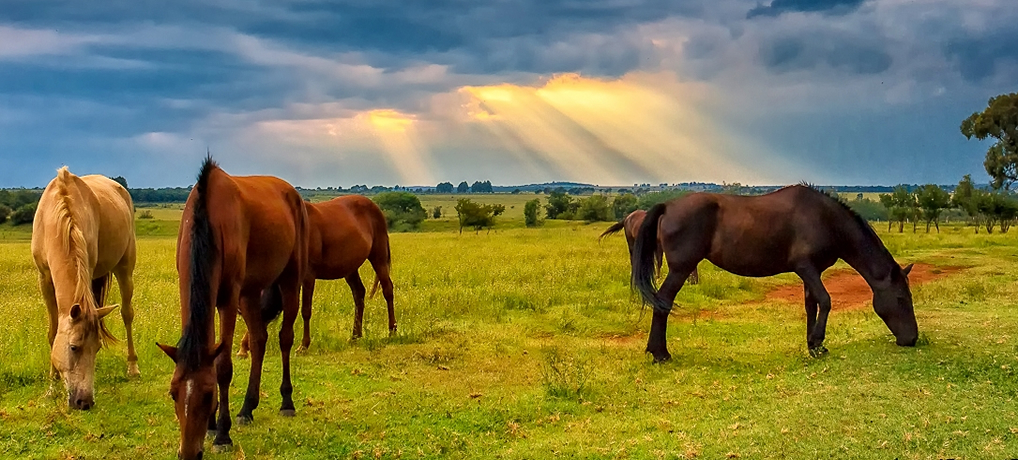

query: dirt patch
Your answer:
[759,263,964,311]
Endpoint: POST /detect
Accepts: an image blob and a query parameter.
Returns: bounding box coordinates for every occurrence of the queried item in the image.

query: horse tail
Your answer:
[632,203,670,312]
[260,283,284,322]
[91,273,117,347]
[368,231,391,300]
[179,155,218,369]
[599,220,626,242]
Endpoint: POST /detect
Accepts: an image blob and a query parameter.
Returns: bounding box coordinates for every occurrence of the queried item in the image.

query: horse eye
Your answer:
[69,345,79,352]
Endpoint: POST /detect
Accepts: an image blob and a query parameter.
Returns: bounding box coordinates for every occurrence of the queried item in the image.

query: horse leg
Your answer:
[804,285,818,346]
[796,268,832,357]
[298,278,315,351]
[236,332,249,358]
[347,273,367,340]
[278,281,300,416]
[213,299,238,449]
[369,256,397,336]
[40,273,59,387]
[114,266,139,377]
[236,294,267,425]
[646,268,694,363]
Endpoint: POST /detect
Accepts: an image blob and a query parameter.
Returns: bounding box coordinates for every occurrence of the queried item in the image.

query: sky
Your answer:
[0,0,1016,188]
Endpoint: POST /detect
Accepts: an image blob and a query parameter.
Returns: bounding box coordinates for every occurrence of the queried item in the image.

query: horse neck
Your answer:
[839,223,896,289]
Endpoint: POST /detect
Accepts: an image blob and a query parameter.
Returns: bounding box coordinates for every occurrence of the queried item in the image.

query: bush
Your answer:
[432,206,442,219]
[138,210,154,219]
[524,199,542,227]
[577,195,612,222]
[545,189,578,219]
[455,198,501,233]
[11,203,36,226]
[0,204,10,224]
[373,192,427,231]
[611,193,638,219]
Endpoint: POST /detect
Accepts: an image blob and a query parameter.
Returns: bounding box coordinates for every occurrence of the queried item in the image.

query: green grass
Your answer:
[3,216,1018,459]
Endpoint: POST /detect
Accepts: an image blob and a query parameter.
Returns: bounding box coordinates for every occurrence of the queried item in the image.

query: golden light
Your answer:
[366,109,415,133]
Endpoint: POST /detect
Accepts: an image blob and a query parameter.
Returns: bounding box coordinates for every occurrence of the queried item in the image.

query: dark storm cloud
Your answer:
[944,28,1018,83]
[759,33,891,75]
[747,0,865,19]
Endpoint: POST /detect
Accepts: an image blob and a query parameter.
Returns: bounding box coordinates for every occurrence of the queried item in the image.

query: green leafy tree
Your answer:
[611,193,638,219]
[846,197,888,222]
[436,182,454,193]
[952,174,983,232]
[545,189,577,219]
[577,195,612,222]
[961,92,1018,190]
[470,181,493,193]
[373,192,427,231]
[879,186,916,233]
[0,204,10,224]
[455,198,500,233]
[524,199,542,227]
[432,206,442,219]
[111,176,128,190]
[457,181,469,193]
[916,184,951,233]
[10,203,36,226]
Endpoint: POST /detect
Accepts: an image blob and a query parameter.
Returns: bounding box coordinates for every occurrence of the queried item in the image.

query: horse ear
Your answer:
[902,263,914,276]
[157,343,179,363]
[95,304,120,319]
[69,304,82,320]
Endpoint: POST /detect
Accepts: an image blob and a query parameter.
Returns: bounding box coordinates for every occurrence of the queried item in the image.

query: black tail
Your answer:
[632,203,670,312]
[368,235,391,300]
[178,155,218,370]
[260,283,284,322]
[599,220,626,242]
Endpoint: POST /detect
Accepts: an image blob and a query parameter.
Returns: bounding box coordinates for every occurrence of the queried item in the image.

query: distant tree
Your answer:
[470,180,493,193]
[0,204,10,224]
[916,184,951,232]
[524,199,542,227]
[436,182,454,193]
[879,186,916,233]
[492,204,505,216]
[846,196,888,222]
[545,189,577,219]
[373,192,427,231]
[961,92,1018,190]
[577,195,612,222]
[454,198,499,233]
[637,190,689,210]
[611,193,638,219]
[432,206,442,219]
[457,181,469,193]
[952,174,982,232]
[111,176,128,189]
[721,182,745,195]
[10,203,36,226]
[997,194,1018,233]
[511,188,521,195]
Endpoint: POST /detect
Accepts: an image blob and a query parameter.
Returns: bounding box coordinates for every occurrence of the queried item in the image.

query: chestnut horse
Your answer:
[31,167,139,410]
[157,157,308,460]
[600,209,699,285]
[238,195,394,357]
[632,185,918,362]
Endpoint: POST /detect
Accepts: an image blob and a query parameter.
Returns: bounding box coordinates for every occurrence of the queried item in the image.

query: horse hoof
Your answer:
[236,350,249,359]
[650,352,672,363]
[127,363,141,378]
[212,443,233,453]
[296,345,308,354]
[279,409,296,417]
[236,415,253,425]
[808,346,829,358]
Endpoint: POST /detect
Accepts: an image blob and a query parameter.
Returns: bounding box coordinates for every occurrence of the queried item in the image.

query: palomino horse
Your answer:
[31,167,139,410]
[600,209,699,285]
[157,157,308,460]
[631,185,918,362]
[238,195,394,357]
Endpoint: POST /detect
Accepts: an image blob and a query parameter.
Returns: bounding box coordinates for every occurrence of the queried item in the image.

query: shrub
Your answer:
[611,193,638,219]
[11,203,36,226]
[577,195,612,222]
[432,206,442,219]
[138,210,154,219]
[373,192,427,231]
[524,199,542,227]
[0,204,10,224]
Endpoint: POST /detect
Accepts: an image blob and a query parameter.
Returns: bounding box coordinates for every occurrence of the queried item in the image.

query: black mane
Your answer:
[177,154,218,371]
[798,182,881,240]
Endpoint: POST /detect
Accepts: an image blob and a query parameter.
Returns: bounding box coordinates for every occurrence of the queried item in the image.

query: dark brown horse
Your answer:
[600,209,699,285]
[632,185,918,362]
[238,195,394,356]
[157,157,308,460]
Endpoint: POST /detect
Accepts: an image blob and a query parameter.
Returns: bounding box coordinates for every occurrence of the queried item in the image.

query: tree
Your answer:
[611,193,638,219]
[10,203,36,226]
[961,92,1018,190]
[436,182,454,193]
[524,199,542,227]
[545,189,577,219]
[0,204,10,224]
[916,184,950,232]
[373,192,427,231]
[111,176,128,190]
[578,195,612,222]
[457,181,469,193]
[432,206,442,219]
[470,180,493,193]
[952,174,984,232]
[879,186,916,233]
[454,198,499,233]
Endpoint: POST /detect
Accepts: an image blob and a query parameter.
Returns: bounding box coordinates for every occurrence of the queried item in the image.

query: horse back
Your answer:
[306,195,381,279]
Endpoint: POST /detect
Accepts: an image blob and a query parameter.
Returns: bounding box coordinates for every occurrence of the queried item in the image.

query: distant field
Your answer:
[2,206,1018,458]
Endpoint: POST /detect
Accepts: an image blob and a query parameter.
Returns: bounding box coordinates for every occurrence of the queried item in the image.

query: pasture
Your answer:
[2,206,1018,459]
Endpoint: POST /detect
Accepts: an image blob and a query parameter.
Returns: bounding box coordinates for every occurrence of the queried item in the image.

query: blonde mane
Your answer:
[54,167,116,347]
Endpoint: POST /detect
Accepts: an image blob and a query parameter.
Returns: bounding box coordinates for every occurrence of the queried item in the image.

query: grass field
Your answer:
[2,205,1018,459]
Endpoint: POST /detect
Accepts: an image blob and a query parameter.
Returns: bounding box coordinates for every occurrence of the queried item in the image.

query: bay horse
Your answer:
[31,166,139,410]
[157,157,308,460]
[600,209,699,285]
[237,195,395,357]
[631,185,918,362]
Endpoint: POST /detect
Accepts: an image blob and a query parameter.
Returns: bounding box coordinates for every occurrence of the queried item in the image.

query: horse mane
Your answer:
[54,167,116,347]
[797,182,883,243]
[178,155,219,371]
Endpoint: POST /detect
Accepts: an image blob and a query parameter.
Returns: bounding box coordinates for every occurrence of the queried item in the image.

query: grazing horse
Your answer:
[600,209,699,285]
[157,157,308,460]
[31,167,139,410]
[238,195,395,357]
[631,185,918,362]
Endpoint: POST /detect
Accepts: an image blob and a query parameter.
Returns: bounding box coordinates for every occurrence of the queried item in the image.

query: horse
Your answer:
[31,167,139,410]
[600,209,699,285]
[631,185,918,363]
[156,157,308,460]
[237,195,394,357]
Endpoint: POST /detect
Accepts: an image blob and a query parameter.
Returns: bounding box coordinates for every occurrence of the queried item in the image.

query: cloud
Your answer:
[747,0,865,18]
